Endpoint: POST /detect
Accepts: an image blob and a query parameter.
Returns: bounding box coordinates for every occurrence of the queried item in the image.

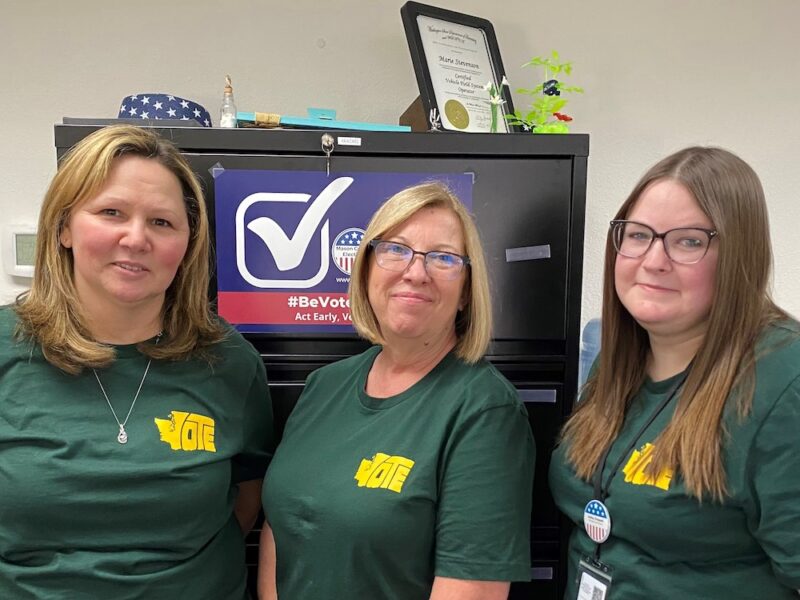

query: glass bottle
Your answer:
[220,75,237,128]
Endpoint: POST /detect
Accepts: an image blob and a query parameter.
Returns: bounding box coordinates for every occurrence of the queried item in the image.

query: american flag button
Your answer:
[583,499,612,544]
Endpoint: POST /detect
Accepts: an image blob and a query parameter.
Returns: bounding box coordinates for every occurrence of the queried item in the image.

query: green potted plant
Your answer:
[507,50,584,133]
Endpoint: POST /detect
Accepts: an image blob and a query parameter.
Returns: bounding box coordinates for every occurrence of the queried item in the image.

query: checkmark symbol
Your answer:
[246,177,354,271]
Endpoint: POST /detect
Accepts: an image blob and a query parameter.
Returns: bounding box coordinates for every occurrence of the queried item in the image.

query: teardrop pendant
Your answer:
[117,426,128,444]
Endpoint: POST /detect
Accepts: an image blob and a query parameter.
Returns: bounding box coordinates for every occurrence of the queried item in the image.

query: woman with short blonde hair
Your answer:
[349,182,492,363]
[262,181,533,600]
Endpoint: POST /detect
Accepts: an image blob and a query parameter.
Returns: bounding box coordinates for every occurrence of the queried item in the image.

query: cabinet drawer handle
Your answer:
[505,244,551,262]
[518,389,557,404]
[530,566,554,580]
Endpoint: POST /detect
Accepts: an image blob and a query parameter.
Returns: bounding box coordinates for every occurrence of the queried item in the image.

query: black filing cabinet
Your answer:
[55,124,588,599]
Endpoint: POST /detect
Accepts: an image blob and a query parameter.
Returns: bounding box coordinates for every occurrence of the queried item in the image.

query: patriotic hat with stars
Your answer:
[118,94,212,127]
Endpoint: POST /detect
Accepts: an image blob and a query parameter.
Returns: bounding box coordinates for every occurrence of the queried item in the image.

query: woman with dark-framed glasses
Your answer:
[550,146,800,598]
[259,182,535,600]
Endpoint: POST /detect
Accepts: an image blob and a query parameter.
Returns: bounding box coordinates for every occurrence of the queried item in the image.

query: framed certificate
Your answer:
[401,1,516,133]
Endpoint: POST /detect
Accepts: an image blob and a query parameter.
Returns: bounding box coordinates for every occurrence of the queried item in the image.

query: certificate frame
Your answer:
[401,1,516,133]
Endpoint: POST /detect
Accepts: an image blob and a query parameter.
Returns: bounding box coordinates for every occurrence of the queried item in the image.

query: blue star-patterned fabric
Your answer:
[339,231,364,246]
[117,94,212,127]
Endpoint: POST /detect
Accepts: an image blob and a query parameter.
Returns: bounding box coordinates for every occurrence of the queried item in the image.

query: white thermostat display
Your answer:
[3,226,37,277]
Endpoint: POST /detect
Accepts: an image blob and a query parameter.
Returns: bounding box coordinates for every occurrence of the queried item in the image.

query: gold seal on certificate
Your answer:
[444,99,469,130]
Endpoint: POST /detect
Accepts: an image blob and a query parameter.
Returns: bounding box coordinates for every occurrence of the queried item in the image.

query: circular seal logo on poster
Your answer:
[444,99,469,129]
[331,228,365,276]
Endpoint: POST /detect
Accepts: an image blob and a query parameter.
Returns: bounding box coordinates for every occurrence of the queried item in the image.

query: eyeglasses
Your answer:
[610,220,718,265]
[369,239,470,280]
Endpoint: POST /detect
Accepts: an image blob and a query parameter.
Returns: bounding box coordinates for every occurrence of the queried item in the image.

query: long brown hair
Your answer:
[562,146,788,500]
[15,125,225,374]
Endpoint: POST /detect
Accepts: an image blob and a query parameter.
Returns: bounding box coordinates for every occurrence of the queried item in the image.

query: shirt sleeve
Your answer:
[231,356,275,484]
[434,400,535,582]
[748,373,800,589]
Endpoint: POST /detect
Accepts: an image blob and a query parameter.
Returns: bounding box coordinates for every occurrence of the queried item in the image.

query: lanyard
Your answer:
[589,367,690,557]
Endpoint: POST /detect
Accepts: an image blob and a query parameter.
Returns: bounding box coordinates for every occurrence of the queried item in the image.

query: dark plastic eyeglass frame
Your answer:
[609,219,718,264]
[368,239,471,279]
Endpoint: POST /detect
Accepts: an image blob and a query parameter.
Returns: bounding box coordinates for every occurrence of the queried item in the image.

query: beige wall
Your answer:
[1,0,798,323]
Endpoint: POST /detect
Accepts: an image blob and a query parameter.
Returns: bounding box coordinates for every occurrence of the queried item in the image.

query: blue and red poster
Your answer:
[214,170,473,333]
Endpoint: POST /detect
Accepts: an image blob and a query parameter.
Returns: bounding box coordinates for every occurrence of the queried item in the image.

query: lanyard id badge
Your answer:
[576,555,613,600]
[575,365,691,600]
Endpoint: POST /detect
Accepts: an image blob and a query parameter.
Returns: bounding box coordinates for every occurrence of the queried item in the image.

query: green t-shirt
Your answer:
[549,321,800,598]
[262,346,535,600]
[0,307,273,599]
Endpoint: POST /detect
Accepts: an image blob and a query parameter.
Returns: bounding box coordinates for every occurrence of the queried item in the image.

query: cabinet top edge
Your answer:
[54,124,590,158]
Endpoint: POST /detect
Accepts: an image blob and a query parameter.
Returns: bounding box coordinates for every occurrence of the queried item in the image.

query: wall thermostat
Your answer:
[3,226,37,278]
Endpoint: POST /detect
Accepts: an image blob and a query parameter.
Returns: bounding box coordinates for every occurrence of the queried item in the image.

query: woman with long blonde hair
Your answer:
[0,125,273,599]
[550,146,800,598]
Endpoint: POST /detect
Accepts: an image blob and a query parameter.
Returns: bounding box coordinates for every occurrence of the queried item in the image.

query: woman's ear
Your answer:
[458,285,470,312]
[59,223,73,248]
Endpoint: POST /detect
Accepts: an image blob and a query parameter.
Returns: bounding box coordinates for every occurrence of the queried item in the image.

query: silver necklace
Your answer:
[93,333,161,445]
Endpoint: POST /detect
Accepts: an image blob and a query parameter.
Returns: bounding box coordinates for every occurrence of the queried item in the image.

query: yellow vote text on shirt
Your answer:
[355,452,415,493]
[622,442,673,490]
[154,411,217,453]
